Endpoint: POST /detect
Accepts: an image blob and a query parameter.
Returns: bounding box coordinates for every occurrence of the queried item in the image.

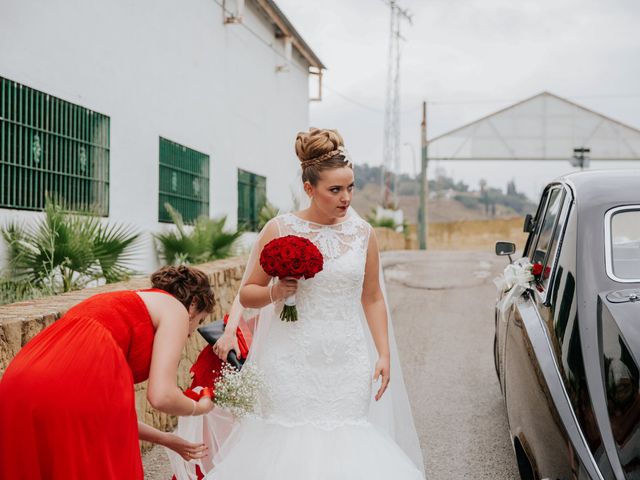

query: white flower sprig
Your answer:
[213,363,264,418]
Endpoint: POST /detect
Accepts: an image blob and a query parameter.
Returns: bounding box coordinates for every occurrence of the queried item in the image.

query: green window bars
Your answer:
[158,137,210,224]
[0,76,110,214]
[237,168,266,231]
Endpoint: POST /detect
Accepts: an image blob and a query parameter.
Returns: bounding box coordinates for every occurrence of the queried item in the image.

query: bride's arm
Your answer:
[214,220,296,360]
[361,227,391,401]
[238,221,298,309]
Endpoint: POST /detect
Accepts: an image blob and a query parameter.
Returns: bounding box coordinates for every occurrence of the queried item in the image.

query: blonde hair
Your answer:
[295,128,352,185]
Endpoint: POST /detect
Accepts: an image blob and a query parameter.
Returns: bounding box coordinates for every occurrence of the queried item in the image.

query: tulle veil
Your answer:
[166,206,425,478]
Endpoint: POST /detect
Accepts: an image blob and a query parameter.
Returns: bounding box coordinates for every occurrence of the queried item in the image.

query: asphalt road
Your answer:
[382,250,519,479]
[143,250,520,479]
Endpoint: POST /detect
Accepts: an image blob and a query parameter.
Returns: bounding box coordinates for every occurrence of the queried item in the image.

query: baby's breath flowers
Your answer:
[213,363,264,418]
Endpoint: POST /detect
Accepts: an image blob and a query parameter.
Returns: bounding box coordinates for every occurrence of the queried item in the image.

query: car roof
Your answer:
[558,169,640,213]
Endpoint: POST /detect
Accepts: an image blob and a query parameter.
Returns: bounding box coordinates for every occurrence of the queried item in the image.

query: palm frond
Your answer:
[155,207,241,265]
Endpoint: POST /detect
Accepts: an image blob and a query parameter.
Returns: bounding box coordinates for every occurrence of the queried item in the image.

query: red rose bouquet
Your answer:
[260,235,324,322]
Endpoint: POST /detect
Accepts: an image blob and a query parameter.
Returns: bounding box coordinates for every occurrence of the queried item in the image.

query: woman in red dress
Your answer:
[0,265,216,479]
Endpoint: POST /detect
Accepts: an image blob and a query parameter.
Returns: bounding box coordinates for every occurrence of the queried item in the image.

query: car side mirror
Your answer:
[496,241,516,263]
[523,214,536,233]
[496,241,516,256]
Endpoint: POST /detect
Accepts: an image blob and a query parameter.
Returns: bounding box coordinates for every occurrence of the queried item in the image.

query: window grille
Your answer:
[237,169,266,231]
[158,137,209,224]
[0,76,110,214]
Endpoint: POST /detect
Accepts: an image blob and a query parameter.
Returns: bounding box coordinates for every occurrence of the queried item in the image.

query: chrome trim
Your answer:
[604,205,640,283]
[521,301,606,480]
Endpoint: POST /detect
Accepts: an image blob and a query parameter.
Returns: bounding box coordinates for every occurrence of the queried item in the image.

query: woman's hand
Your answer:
[373,355,391,401]
[272,277,298,301]
[163,433,209,462]
[212,331,240,361]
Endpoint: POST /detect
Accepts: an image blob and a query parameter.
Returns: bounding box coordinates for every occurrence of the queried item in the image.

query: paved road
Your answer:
[144,250,520,479]
[382,250,519,479]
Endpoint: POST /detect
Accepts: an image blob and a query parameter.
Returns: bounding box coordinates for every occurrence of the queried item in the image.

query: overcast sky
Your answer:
[277,0,640,198]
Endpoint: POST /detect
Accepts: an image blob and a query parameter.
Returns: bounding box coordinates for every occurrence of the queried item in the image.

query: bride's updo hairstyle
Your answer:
[295,128,352,185]
[150,265,215,314]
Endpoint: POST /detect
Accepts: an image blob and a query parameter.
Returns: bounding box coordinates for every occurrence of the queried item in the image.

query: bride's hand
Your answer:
[373,356,391,401]
[162,432,209,461]
[213,331,240,361]
[272,277,298,301]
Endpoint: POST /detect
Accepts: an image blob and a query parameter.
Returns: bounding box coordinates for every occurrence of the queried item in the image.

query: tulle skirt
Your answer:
[204,416,424,480]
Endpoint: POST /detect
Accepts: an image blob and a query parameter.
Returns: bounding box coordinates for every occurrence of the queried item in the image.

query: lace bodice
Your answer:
[256,212,375,429]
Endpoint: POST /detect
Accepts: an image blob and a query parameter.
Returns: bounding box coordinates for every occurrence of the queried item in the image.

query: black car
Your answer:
[494,170,640,480]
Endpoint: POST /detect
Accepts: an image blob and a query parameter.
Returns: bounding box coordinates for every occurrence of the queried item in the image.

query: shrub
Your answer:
[1,200,140,294]
[155,204,242,265]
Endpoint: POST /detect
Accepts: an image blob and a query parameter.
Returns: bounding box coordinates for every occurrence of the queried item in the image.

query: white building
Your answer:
[0,0,325,272]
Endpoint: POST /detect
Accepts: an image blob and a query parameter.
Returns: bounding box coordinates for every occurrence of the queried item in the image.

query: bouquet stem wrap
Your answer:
[282,294,298,322]
[493,257,534,324]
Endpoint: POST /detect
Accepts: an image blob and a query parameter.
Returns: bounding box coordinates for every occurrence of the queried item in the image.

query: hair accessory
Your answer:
[301,145,351,169]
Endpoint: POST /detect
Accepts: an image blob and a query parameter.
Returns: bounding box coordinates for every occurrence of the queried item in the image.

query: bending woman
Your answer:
[0,265,216,479]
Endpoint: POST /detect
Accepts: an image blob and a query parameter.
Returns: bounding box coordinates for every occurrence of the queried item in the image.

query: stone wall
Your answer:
[0,257,247,451]
[427,217,528,251]
[404,217,528,251]
[373,227,408,251]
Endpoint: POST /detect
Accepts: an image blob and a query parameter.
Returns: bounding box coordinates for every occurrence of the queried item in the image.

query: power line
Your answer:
[322,85,385,113]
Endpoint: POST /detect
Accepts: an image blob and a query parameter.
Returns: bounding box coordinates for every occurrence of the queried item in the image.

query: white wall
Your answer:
[0,0,312,272]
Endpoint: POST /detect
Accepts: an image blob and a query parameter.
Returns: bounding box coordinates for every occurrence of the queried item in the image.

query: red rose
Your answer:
[260,235,324,281]
[531,262,543,277]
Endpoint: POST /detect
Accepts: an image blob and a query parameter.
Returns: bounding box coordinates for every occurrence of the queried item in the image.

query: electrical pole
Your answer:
[419,101,428,250]
[381,0,411,209]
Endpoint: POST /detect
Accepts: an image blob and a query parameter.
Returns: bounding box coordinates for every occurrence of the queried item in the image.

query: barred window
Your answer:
[237,169,266,231]
[0,76,110,214]
[158,137,209,224]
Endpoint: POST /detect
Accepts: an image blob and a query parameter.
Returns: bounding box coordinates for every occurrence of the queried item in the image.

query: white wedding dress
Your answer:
[203,213,425,480]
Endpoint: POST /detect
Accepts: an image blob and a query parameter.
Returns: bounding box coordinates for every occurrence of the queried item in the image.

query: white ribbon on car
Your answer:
[493,257,534,323]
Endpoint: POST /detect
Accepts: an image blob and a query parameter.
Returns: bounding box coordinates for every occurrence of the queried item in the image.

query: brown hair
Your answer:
[150,265,215,313]
[295,128,352,185]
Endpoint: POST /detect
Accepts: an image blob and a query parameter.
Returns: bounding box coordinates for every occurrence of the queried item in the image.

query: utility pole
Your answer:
[381,0,412,209]
[419,101,428,250]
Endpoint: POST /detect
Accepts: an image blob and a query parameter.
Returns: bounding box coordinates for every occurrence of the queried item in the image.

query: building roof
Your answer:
[427,92,640,161]
[254,0,326,70]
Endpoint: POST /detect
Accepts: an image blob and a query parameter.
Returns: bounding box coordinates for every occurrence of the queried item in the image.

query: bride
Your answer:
[169,128,425,479]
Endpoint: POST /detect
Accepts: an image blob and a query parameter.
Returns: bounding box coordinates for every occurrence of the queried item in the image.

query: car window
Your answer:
[523,188,552,259]
[531,188,563,266]
[610,209,640,281]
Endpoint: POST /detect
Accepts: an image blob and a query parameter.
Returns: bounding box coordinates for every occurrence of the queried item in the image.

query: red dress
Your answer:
[0,290,157,480]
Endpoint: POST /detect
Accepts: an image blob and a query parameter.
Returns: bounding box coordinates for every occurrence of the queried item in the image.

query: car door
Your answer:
[497,189,551,393]
[504,184,576,479]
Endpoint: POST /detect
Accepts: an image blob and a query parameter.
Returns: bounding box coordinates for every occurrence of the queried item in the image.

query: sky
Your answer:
[276,0,640,199]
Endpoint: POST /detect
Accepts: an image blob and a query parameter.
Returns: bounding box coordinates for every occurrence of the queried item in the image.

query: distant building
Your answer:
[0,0,325,271]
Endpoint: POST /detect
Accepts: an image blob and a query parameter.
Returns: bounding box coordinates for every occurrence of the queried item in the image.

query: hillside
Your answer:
[352,165,536,224]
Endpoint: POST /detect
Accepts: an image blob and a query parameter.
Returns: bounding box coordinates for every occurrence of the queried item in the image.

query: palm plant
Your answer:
[155,204,242,265]
[1,200,140,293]
[258,202,280,231]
